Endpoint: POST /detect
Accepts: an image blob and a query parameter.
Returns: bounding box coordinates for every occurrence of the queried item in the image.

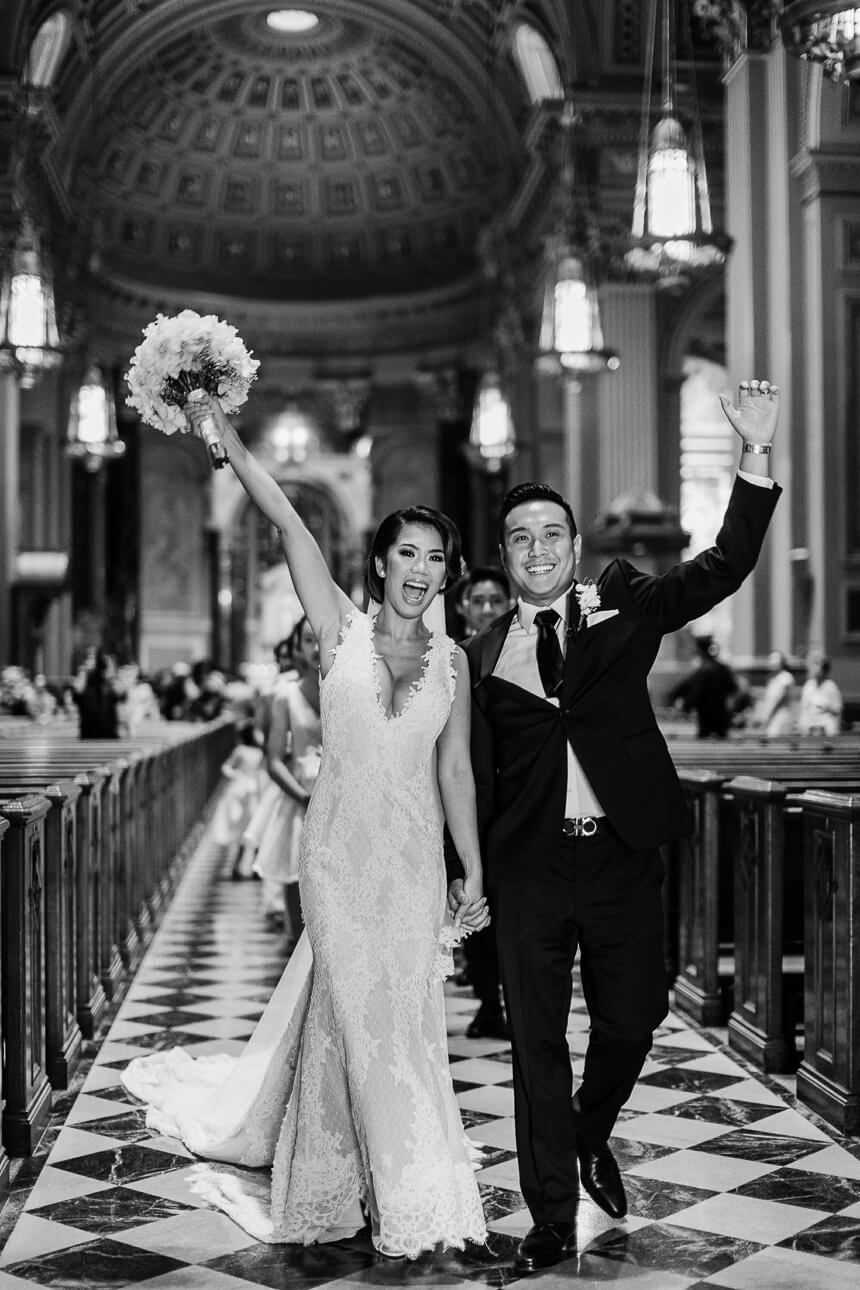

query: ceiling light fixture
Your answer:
[266,10,320,34]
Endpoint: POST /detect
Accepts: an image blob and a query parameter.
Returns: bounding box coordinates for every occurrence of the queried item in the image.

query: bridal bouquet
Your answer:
[125,310,259,469]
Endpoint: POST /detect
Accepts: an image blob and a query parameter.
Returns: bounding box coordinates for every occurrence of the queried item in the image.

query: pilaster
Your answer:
[0,374,20,664]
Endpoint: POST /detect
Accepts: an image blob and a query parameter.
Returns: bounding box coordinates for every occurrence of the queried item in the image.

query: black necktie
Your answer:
[535,609,564,697]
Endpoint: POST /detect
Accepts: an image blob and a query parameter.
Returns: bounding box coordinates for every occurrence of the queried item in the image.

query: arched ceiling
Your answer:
[55,3,526,304]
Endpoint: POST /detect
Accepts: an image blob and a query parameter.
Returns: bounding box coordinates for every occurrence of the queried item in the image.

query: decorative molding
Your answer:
[693,1,780,66]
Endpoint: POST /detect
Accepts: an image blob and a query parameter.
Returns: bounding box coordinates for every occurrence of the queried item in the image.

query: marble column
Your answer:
[596,284,659,513]
[723,47,795,661]
[0,372,20,664]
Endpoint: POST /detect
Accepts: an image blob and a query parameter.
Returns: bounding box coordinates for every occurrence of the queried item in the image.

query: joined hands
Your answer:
[447,877,491,933]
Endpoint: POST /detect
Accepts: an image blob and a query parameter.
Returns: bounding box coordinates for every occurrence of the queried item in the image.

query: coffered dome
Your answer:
[70,6,522,302]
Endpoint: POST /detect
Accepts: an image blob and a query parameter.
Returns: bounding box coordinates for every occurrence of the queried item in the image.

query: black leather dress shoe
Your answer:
[514,1221,577,1273]
[577,1140,627,1218]
[466,1007,510,1041]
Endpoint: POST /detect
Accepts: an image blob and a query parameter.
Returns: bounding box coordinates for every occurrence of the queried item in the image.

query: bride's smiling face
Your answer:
[376,523,447,618]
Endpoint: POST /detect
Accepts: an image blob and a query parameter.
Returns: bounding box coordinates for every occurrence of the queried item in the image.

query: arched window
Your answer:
[511,23,564,105]
[26,12,72,90]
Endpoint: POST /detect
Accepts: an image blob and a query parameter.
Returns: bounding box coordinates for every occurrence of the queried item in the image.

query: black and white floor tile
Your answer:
[3,812,860,1289]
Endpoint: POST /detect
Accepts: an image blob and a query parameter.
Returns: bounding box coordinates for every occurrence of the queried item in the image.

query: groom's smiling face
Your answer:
[500,500,581,608]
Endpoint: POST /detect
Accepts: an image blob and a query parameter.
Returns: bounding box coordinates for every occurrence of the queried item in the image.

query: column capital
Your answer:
[695,2,780,72]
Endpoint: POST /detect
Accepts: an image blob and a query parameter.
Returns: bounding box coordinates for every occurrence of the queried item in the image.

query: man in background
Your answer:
[456,567,512,1040]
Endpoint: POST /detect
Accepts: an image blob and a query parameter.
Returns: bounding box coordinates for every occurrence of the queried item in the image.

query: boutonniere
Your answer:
[574,580,601,630]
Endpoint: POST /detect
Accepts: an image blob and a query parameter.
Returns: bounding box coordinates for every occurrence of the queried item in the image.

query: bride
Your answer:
[122,394,490,1259]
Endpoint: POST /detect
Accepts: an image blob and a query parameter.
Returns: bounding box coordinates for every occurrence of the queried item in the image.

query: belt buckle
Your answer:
[563,816,598,838]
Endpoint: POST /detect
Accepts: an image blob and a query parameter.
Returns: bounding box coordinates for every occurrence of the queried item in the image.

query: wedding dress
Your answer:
[122,610,487,1257]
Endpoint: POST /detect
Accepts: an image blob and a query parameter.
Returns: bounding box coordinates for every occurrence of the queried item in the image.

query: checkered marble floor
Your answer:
[3,817,860,1289]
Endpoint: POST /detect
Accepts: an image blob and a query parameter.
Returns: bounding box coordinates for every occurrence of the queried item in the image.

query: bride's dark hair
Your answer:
[365,505,463,604]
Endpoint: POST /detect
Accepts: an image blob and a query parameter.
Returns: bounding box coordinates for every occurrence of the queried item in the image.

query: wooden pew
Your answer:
[0,795,53,1155]
[0,779,82,1089]
[671,769,729,1025]
[794,791,860,1134]
[0,754,123,1008]
[665,743,860,1069]
[0,719,236,1156]
[0,815,9,1195]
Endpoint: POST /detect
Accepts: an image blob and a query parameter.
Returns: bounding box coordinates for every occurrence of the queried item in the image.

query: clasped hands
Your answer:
[447,877,491,933]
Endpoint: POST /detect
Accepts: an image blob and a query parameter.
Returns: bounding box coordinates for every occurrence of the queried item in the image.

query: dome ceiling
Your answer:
[72,6,523,302]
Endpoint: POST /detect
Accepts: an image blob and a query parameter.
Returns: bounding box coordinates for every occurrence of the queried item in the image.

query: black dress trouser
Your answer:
[494,825,668,1224]
[463,924,501,1009]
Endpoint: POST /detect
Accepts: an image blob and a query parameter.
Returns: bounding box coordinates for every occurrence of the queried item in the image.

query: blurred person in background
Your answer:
[232,636,296,884]
[25,673,59,723]
[453,566,512,1040]
[754,650,795,737]
[456,565,512,640]
[253,617,321,952]
[161,661,199,721]
[799,655,843,736]
[211,724,265,864]
[75,649,124,739]
[188,669,228,722]
[668,636,739,739]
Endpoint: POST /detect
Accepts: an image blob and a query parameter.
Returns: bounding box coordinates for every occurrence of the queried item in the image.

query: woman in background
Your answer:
[253,617,321,951]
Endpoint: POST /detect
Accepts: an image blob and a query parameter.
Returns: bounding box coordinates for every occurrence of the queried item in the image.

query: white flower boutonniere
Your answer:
[575,580,602,625]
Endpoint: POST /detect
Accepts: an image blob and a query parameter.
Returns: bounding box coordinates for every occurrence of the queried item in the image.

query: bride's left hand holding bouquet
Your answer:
[125,310,259,469]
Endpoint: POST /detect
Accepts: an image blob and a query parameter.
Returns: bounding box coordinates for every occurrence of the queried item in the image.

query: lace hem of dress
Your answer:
[434,919,473,982]
[375,1161,488,1258]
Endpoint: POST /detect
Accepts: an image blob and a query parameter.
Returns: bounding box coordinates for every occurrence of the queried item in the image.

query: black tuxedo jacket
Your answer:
[450,475,781,890]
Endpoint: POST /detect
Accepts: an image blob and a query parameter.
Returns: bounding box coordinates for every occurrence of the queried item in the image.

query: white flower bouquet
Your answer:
[125,309,259,469]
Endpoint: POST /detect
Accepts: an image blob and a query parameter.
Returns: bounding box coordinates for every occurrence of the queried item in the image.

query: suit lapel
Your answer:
[474,608,516,686]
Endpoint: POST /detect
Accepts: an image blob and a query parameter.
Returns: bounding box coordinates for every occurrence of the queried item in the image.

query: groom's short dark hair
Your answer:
[498,482,577,548]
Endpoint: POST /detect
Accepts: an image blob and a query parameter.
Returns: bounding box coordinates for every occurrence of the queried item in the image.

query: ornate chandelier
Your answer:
[0,214,63,388]
[66,365,126,471]
[469,370,516,471]
[625,0,729,288]
[536,103,619,376]
[780,4,860,81]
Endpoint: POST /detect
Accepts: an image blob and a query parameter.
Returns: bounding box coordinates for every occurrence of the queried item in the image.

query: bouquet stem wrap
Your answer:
[185,387,229,469]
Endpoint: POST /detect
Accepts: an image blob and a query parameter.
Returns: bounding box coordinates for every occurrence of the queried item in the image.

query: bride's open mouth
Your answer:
[402,580,429,605]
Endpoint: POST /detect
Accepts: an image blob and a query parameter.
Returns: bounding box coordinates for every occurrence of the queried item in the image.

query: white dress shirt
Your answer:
[494,591,606,819]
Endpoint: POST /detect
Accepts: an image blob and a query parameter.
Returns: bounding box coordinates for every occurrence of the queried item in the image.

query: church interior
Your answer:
[2,1,860,1286]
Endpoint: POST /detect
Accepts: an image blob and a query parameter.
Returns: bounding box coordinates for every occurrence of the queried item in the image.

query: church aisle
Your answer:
[2,819,860,1289]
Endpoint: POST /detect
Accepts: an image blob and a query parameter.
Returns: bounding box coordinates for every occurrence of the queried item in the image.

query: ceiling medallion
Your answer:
[266,10,320,34]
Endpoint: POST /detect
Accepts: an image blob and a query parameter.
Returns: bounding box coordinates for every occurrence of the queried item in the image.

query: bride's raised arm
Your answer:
[187,394,353,648]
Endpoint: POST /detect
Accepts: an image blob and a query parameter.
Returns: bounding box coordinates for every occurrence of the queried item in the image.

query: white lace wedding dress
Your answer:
[122,611,487,1257]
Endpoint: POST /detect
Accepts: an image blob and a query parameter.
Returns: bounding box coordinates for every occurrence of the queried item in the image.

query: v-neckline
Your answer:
[368,618,435,723]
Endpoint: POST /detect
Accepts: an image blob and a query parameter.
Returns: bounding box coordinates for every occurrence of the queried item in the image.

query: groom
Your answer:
[448,380,781,1274]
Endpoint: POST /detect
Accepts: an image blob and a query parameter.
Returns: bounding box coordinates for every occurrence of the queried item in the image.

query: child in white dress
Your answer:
[254,618,321,949]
